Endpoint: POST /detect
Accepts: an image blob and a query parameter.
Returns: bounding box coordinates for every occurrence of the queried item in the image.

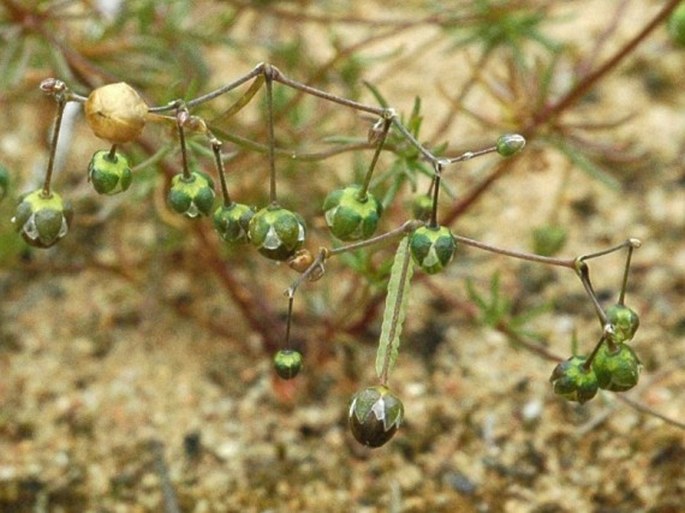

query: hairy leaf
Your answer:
[375,236,414,380]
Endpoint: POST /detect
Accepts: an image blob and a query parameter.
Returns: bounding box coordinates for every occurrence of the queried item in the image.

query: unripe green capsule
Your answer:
[549,355,598,404]
[592,342,641,392]
[606,304,640,343]
[11,189,73,248]
[88,150,133,195]
[213,202,254,243]
[273,349,303,380]
[0,163,9,201]
[409,225,456,274]
[167,171,215,218]
[495,133,526,157]
[348,385,404,448]
[322,185,383,241]
[248,205,306,261]
[411,195,433,222]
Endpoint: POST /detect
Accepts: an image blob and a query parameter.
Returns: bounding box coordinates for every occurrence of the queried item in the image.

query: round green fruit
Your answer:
[273,349,303,380]
[495,133,526,157]
[409,225,456,274]
[322,185,382,241]
[11,189,73,248]
[348,385,404,448]
[248,205,306,261]
[591,342,641,392]
[167,170,215,218]
[88,149,133,195]
[213,202,254,243]
[549,355,598,404]
[606,304,639,343]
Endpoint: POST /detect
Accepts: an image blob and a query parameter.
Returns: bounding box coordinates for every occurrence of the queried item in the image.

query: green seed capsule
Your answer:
[606,304,640,343]
[213,202,254,243]
[248,205,306,261]
[88,150,133,195]
[0,163,9,201]
[591,342,641,392]
[273,349,303,380]
[322,185,383,241]
[495,133,526,157]
[11,189,73,248]
[348,385,404,448]
[549,355,598,404]
[167,171,215,218]
[411,195,433,222]
[409,225,456,274]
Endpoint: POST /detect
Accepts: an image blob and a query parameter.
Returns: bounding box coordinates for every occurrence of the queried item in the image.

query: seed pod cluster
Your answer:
[88,150,133,195]
[409,225,456,274]
[213,202,254,243]
[273,349,303,380]
[549,355,598,404]
[348,385,404,448]
[248,205,306,261]
[322,185,383,241]
[12,190,73,248]
[167,171,216,218]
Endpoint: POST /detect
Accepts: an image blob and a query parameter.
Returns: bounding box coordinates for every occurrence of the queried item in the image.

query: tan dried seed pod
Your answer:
[85,82,148,143]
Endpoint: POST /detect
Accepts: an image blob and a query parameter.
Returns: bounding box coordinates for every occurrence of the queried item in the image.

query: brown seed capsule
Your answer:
[85,82,148,143]
[287,249,314,273]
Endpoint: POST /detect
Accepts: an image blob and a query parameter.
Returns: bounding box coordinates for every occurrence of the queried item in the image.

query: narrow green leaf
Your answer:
[375,236,414,380]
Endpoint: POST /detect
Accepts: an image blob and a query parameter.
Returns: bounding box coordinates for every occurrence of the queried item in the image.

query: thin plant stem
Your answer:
[391,116,438,165]
[149,64,265,113]
[327,220,422,257]
[575,260,608,327]
[578,238,640,262]
[264,66,277,204]
[619,240,640,305]
[270,65,385,116]
[359,117,392,199]
[42,95,68,197]
[429,161,443,228]
[446,145,498,164]
[283,293,294,347]
[582,334,607,371]
[210,137,231,206]
[107,144,117,161]
[452,234,576,268]
[176,106,192,180]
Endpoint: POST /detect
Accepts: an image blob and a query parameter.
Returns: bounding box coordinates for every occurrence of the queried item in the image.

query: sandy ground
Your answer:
[1,1,684,512]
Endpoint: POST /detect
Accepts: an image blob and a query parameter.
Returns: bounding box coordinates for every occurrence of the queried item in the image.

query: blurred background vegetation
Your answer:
[1,1,684,511]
